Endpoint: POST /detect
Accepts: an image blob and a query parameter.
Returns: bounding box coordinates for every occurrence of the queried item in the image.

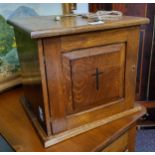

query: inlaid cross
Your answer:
[92,68,103,90]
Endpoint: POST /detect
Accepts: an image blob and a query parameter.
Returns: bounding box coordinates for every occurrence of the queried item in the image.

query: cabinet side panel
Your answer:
[14,28,51,135]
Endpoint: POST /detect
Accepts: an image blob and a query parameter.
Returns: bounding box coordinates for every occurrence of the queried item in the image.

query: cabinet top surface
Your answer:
[8,15,149,39]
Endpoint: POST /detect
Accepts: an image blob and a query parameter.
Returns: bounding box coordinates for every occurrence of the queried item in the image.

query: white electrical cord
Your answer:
[82,10,123,21]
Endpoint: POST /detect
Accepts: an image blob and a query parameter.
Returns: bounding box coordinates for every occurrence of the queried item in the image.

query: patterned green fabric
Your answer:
[0,15,20,81]
[0,4,63,85]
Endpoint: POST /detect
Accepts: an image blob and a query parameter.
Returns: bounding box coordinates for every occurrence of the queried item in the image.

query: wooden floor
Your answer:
[0,86,145,152]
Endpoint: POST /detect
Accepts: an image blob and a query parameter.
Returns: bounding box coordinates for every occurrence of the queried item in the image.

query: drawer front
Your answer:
[101,133,128,152]
[63,43,125,113]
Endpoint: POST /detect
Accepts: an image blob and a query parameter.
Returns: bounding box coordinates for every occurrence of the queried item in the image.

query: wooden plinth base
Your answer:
[21,96,144,148]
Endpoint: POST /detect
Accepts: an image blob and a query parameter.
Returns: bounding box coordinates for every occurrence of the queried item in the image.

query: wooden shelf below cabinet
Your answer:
[0,87,146,152]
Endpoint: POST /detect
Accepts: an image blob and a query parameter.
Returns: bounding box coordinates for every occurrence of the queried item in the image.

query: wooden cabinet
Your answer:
[8,15,149,148]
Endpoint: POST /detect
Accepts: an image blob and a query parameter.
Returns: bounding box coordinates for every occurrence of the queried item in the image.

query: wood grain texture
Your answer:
[21,94,143,147]
[7,16,149,38]
[43,105,143,147]
[127,124,136,151]
[43,37,67,134]
[0,87,146,151]
[63,43,125,113]
[101,133,128,152]
[125,26,140,109]
[61,27,133,52]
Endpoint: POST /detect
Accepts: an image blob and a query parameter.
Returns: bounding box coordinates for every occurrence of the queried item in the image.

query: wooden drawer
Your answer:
[101,133,128,152]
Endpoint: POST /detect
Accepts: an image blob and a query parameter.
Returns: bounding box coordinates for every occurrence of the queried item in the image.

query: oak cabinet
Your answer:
[8,15,149,148]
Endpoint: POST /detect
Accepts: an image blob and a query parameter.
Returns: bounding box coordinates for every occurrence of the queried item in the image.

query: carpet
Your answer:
[136,129,155,152]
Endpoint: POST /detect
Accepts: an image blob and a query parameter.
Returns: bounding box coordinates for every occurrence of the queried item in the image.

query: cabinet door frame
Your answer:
[62,43,125,114]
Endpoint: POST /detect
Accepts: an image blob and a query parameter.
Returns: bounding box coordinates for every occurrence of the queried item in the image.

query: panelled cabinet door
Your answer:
[63,43,125,114]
